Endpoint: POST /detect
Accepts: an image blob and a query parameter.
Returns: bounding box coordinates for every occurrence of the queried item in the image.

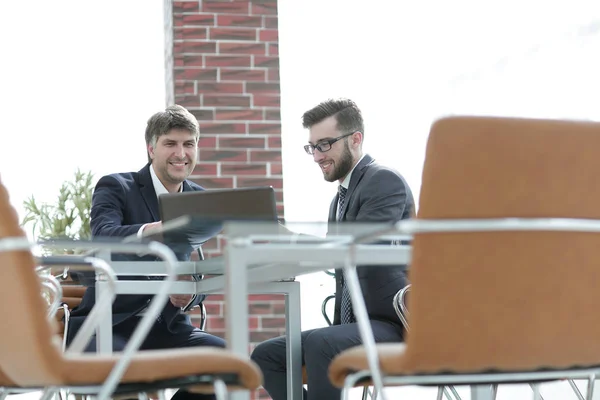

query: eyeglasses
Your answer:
[304,132,355,155]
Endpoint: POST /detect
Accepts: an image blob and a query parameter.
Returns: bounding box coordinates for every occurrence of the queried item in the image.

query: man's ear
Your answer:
[352,131,364,148]
[147,143,155,160]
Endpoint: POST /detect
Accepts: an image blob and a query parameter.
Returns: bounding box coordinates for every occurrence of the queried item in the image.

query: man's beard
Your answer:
[160,159,192,184]
[324,142,354,182]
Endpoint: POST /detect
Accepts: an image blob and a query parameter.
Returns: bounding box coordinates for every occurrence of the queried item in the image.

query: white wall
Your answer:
[2,3,600,397]
[0,0,165,224]
[278,0,600,220]
[276,2,600,398]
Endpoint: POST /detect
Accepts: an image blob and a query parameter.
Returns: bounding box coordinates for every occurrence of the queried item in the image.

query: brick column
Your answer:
[171,1,283,398]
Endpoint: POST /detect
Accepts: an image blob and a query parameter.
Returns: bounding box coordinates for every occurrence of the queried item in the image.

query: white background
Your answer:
[1,1,600,398]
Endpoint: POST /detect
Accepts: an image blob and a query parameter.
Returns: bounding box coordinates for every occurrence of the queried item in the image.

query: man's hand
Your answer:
[169,274,194,309]
[143,221,163,234]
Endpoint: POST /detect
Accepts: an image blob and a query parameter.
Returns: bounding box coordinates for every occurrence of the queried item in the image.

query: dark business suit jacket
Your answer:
[328,154,414,326]
[68,164,205,342]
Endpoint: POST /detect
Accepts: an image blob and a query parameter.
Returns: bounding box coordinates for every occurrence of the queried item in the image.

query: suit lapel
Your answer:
[138,164,160,221]
[339,154,374,221]
[182,180,200,192]
[328,194,338,222]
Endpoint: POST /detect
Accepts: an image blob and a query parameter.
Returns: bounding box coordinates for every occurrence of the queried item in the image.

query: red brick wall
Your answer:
[171,1,284,398]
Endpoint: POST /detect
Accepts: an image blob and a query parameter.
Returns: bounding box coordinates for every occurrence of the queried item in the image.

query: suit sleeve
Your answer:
[90,175,145,238]
[355,169,409,222]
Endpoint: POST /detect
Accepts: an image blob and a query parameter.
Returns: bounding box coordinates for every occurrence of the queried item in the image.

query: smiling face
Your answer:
[308,116,362,183]
[147,128,198,192]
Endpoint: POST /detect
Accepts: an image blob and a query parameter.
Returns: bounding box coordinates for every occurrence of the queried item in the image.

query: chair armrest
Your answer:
[395,217,600,234]
[38,273,62,319]
[393,284,411,331]
[36,237,182,400]
[321,294,335,326]
[35,254,119,353]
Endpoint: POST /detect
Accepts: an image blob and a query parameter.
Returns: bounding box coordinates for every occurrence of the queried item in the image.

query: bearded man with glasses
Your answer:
[251,98,415,400]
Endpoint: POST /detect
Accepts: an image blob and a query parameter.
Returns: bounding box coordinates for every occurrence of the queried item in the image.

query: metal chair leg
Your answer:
[199,302,207,331]
[569,379,586,400]
[531,383,542,400]
[527,383,545,400]
[157,389,168,400]
[361,386,370,400]
[587,374,596,400]
[442,386,461,400]
[342,376,356,400]
[61,303,71,352]
[436,386,444,400]
[214,378,228,400]
[40,387,60,400]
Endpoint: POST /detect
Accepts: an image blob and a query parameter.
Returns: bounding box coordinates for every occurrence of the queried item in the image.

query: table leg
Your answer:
[226,242,250,400]
[285,282,303,400]
[96,249,113,354]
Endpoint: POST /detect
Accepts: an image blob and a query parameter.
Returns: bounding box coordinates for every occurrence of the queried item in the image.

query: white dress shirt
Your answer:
[337,154,365,220]
[137,164,183,236]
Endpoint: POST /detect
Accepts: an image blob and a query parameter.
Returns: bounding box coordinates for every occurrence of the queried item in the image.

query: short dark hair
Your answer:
[145,105,200,162]
[301,98,364,136]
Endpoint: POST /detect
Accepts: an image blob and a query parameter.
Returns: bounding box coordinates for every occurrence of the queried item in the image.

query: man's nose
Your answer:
[174,145,186,158]
[312,149,325,163]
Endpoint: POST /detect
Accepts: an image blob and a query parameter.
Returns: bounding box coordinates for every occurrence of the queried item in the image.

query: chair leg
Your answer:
[342,378,354,400]
[587,374,596,400]
[200,302,207,331]
[436,386,444,400]
[372,386,379,400]
[448,386,462,400]
[528,383,546,400]
[157,389,168,400]
[361,386,370,400]
[568,379,586,400]
[470,385,496,400]
[40,387,60,400]
[213,378,228,400]
[62,304,71,352]
[442,386,461,400]
[530,383,542,400]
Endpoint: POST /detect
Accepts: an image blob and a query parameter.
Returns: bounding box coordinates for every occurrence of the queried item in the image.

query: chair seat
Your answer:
[13,347,262,394]
[62,286,86,298]
[61,297,83,310]
[329,343,594,389]
[329,343,407,387]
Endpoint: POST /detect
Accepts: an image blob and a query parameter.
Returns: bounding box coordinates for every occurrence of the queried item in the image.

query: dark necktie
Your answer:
[338,186,354,323]
[337,185,347,221]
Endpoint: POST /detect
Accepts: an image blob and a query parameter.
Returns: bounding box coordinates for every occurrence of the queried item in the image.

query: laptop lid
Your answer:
[158,186,278,223]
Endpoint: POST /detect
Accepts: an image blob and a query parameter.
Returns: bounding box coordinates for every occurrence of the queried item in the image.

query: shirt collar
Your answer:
[149,164,182,197]
[340,154,365,189]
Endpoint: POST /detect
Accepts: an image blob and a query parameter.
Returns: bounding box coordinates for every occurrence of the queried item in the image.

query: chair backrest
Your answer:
[0,177,64,385]
[403,116,600,373]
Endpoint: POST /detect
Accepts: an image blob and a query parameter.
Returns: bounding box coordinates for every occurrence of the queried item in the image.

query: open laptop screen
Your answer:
[158,186,278,223]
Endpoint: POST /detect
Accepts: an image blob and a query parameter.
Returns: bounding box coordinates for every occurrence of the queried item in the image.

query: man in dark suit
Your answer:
[251,98,414,400]
[69,105,224,400]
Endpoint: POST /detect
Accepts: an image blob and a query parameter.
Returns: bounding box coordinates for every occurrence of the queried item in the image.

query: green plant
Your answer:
[22,169,94,241]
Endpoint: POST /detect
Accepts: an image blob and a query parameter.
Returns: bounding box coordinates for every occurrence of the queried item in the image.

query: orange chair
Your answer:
[330,116,600,400]
[0,176,262,400]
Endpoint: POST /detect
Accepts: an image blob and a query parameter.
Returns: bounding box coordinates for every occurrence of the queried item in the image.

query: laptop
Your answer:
[157,186,293,281]
[158,186,278,223]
